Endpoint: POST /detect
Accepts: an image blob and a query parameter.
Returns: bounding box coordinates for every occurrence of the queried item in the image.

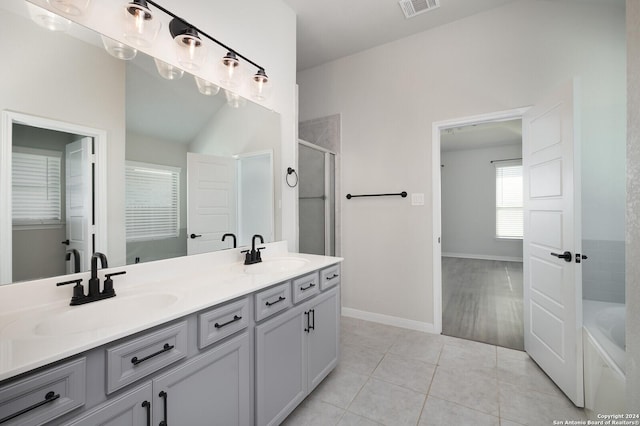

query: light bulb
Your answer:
[124,0,160,48]
[27,3,71,32]
[224,90,246,109]
[101,35,137,60]
[195,76,220,96]
[47,0,90,16]
[220,51,241,88]
[154,58,184,80]
[251,69,271,101]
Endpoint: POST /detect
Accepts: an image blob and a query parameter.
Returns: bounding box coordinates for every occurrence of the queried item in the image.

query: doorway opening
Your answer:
[298,140,336,256]
[1,111,107,284]
[431,108,528,350]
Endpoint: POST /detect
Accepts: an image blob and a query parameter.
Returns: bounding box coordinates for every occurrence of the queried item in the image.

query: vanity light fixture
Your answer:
[251,69,270,102]
[194,76,221,96]
[154,58,184,80]
[101,35,137,60]
[123,0,161,48]
[220,51,241,88]
[47,0,90,16]
[27,3,71,32]
[169,19,206,71]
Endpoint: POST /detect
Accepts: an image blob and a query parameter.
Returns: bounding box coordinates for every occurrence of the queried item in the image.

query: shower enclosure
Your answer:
[298,141,335,256]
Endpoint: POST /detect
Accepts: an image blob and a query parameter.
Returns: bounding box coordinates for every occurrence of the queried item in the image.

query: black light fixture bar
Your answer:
[144,0,266,71]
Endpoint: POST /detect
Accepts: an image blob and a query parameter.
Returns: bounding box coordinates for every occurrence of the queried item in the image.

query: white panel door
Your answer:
[187,153,237,255]
[523,80,583,406]
[65,137,93,273]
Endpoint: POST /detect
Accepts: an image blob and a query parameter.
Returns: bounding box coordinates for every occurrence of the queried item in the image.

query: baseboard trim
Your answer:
[442,252,523,262]
[341,307,436,334]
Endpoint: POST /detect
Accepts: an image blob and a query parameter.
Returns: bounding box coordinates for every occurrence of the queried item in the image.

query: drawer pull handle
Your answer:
[159,391,168,426]
[265,296,286,306]
[300,283,316,291]
[214,315,242,329]
[326,273,339,280]
[0,391,60,424]
[142,401,151,426]
[131,343,174,366]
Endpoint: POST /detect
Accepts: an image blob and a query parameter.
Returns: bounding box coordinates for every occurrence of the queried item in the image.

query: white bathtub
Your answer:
[583,300,625,418]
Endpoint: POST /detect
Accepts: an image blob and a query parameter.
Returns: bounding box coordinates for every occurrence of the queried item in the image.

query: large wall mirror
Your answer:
[0,0,281,285]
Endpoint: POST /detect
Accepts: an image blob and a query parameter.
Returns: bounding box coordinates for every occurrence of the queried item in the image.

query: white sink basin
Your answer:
[244,257,310,275]
[32,293,180,336]
[2,293,179,337]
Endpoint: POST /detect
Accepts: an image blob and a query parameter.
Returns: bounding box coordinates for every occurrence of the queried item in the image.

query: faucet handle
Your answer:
[56,279,85,305]
[103,271,126,297]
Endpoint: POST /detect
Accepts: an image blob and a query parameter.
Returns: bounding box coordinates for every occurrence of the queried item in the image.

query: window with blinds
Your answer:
[126,161,180,242]
[495,161,523,239]
[12,148,62,225]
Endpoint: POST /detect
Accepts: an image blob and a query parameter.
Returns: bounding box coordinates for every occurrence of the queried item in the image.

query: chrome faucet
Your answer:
[242,234,265,265]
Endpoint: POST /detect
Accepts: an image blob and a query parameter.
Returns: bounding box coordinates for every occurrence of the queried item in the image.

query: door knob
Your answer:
[190,233,202,239]
[550,251,572,262]
[61,239,70,245]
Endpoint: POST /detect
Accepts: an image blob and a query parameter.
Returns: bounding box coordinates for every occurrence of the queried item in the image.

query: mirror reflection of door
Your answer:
[11,124,94,282]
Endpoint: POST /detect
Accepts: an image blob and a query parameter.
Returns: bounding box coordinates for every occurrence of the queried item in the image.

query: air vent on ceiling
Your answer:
[398,0,440,19]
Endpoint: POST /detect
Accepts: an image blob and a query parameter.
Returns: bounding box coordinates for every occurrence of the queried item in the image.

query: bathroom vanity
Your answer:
[0,242,342,425]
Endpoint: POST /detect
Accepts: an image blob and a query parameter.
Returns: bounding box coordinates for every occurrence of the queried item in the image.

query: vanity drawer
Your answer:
[0,358,86,426]
[106,321,188,394]
[320,264,341,290]
[292,271,320,304]
[198,297,250,349]
[254,282,292,322]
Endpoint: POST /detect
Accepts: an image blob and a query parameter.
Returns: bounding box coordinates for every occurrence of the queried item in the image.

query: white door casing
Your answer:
[523,80,583,406]
[187,153,237,255]
[65,137,94,273]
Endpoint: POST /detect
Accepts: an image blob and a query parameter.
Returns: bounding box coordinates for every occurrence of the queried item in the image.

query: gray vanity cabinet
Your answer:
[255,304,306,426]
[152,332,251,426]
[63,384,152,426]
[306,286,340,392]
[255,284,340,426]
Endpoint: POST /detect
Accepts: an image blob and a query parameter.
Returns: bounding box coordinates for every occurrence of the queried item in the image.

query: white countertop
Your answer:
[0,242,342,382]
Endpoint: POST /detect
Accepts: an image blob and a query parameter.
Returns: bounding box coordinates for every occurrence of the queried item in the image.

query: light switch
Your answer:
[411,193,425,206]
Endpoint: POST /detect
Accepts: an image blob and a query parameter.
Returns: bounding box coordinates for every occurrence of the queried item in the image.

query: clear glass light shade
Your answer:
[251,70,271,102]
[175,35,206,71]
[219,52,241,89]
[224,90,246,109]
[195,76,220,96]
[27,3,71,32]
[123,2,160,48]
[101,36,137,60]
[47,0,90,16]
[154,58,184,80]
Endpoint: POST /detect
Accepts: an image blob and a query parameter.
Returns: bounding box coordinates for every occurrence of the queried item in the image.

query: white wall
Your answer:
[441,144,523,260]
[298,0,626,327]
[626,0,640,412]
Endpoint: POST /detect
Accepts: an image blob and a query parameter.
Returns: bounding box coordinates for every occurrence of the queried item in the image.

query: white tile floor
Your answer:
[282,317,585,426]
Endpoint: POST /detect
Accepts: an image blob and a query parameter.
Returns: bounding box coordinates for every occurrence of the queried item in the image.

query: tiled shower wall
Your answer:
[582,239,625,303]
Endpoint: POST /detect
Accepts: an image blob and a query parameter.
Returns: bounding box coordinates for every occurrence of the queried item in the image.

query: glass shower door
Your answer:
[298,142,335,256]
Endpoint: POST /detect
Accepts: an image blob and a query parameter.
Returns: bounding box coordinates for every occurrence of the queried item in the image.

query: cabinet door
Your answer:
[152,332,250,426]
[63,384,152,426]
[255,305,306,426]
[307,286,340,392]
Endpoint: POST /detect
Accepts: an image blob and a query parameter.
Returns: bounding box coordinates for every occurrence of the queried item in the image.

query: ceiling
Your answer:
[441,120,522,152]
[282,0,517,70]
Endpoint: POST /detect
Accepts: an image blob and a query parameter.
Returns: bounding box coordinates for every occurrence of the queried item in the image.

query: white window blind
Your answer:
[12,149,62,225]
[126,161,180,242]
[495,161,523,239]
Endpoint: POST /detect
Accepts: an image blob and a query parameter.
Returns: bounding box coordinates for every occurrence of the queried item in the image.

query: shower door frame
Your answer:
[298,139,337,256]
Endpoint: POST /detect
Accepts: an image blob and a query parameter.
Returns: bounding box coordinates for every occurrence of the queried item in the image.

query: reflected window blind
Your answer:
[495,162,523,239]
[126,161,180,242]
[12,150,62,224]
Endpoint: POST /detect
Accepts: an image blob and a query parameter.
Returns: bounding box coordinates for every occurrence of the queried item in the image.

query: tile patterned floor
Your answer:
[282,317,585,426]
